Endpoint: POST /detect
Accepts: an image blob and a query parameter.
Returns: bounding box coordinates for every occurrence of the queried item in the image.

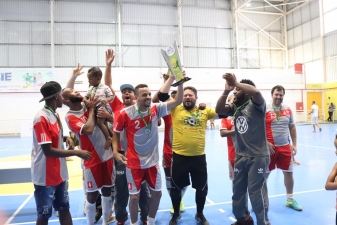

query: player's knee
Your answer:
[170,186,181,199]
[129,193,140,202]
[196,185,208,197]
[151,190,162,200]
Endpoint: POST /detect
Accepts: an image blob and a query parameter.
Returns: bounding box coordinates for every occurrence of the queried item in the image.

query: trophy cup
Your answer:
[161,41,191,87]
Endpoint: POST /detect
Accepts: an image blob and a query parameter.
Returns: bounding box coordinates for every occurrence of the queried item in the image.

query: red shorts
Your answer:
[126,164,161,194]
[162,152,172,168]
[84,158,113,192]
[268,144,293,172]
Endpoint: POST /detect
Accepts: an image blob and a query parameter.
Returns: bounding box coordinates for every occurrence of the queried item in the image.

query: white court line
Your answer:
[7,188,326,225]
[218,208,225,213]
[206,196,215,204]
[5,193,33,225]
[229,216,236,222]
[0,146,15,152]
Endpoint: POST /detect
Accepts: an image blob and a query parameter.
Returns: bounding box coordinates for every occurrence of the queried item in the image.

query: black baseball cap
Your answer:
[39,81,62,102]
[120,84,134,92]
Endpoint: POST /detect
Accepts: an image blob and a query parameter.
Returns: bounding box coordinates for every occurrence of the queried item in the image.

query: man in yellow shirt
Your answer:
[169,86,220,225]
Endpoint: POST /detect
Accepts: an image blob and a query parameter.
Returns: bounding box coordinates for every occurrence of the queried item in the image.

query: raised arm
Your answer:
[227,74,264,106]
[216,73,235,115]
[165,72,185,111]
[152,74,172,103]
[104,49,116,95]
[66,63,85,89]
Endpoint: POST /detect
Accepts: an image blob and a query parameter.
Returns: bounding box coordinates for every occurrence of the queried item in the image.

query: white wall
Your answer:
[0,67,305,135]
[287,0,323,84]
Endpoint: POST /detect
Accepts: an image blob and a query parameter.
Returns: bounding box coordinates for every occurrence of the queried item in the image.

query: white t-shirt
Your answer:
[311,104,319,117]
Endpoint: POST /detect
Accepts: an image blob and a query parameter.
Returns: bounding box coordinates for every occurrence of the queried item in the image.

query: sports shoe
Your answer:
[286,199,303,211]
[170,205,174,214]
[117,222,125,225]
[107,215,115,224]
[170,201,185,214]
[179,201,185,212]
[94,208,102,223]
[169,214,181,225]
[195,212,209,225]
[231,215,254,225]
[141,219,148,225]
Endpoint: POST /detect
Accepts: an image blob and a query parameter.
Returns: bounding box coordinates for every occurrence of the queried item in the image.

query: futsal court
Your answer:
[1,123,336,225]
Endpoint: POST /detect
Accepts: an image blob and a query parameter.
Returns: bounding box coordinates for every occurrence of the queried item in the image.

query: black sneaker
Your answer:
[195,212,209,225]
[169,214,181,225]
[231,215,254,225]
[94,208,102,223]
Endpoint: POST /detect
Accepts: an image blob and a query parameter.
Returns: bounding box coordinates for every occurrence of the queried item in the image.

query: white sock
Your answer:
[101,195,112,225]
[147,216,156,225]
[85,201,96,225]
[286,193,294,201]
[131,221,139,225]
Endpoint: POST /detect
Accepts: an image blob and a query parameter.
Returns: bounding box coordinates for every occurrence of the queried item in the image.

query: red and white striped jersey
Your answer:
[114,102,168,169]
[265,103,294,146]
[65,103,113,169]
[32,108,68,186]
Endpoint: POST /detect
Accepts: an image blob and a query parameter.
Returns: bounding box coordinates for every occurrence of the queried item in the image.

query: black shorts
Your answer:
[171,152,207,190]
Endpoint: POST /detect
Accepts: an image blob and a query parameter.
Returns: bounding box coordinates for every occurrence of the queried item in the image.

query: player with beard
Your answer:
[96,49,151,225]
[62,65,114,225]
[265,85,302,211]
[113,77,183,225]
[169,86,220,225]
[215,73,270,225]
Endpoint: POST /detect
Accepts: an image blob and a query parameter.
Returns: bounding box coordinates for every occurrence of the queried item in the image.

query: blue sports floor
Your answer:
[1,123,337,225]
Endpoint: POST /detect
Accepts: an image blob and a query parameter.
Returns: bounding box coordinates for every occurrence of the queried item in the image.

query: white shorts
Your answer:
[311,115,318,124]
